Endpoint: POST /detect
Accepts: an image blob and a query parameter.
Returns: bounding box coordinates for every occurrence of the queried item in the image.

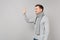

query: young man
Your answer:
[22,4,49,40]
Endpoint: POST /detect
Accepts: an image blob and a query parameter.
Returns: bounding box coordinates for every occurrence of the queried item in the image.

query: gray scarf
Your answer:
[34,12,44,35]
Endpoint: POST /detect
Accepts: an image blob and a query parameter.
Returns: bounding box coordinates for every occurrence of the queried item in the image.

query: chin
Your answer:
[35,13,38,15]
[35,12,39,14]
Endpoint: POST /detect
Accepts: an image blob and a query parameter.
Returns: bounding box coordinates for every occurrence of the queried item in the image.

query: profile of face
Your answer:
[35,6,42,15]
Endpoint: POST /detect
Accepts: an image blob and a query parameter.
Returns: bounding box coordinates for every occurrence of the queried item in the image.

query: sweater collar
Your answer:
[36,12,44,18]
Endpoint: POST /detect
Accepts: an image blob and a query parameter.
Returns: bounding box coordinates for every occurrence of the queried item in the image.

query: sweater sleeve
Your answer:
[41,16,49,40]
[37,15,49,40]
[43,16,49,40]
[24,13,36,23]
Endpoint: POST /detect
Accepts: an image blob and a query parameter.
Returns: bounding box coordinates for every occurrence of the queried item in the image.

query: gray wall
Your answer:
[47,0,60,40]
[0,0,60,40]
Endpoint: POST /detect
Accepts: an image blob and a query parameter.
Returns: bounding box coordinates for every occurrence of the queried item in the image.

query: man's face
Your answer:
[35,6,42,15]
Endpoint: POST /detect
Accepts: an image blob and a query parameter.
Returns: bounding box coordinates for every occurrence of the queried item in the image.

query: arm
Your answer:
[42,16,49,40]
[38,16,49,40]
[22,8,36,23]
[44,18,49,40]
[24,13,36,23]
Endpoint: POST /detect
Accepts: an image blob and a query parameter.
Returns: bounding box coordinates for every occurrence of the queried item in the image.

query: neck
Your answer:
[36,12,44,17]
[36,12,43,15]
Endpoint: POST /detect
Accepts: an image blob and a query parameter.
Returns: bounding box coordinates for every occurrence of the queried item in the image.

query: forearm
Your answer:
[24,14,30,23]
[24,13,35,23]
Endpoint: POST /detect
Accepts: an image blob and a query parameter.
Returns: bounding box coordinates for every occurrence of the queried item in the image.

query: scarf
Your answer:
[34,12,44,35]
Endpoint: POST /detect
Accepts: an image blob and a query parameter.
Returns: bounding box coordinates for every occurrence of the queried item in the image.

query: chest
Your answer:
[35,17,43,25]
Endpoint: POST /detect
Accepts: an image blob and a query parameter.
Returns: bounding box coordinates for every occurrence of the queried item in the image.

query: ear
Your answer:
[40,9,42,12]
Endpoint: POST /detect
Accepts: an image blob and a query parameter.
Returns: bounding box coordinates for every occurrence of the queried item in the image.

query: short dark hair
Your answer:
[35,4,44,12]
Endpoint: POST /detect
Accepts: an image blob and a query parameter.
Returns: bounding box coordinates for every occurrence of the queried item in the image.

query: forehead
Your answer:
[35,6,40,9]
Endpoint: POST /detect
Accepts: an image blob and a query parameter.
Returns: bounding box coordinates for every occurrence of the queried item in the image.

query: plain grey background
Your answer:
[0,0,60,40]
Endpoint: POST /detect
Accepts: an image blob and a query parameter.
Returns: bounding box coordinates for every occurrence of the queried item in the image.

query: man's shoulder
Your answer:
[41,14,49,22]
